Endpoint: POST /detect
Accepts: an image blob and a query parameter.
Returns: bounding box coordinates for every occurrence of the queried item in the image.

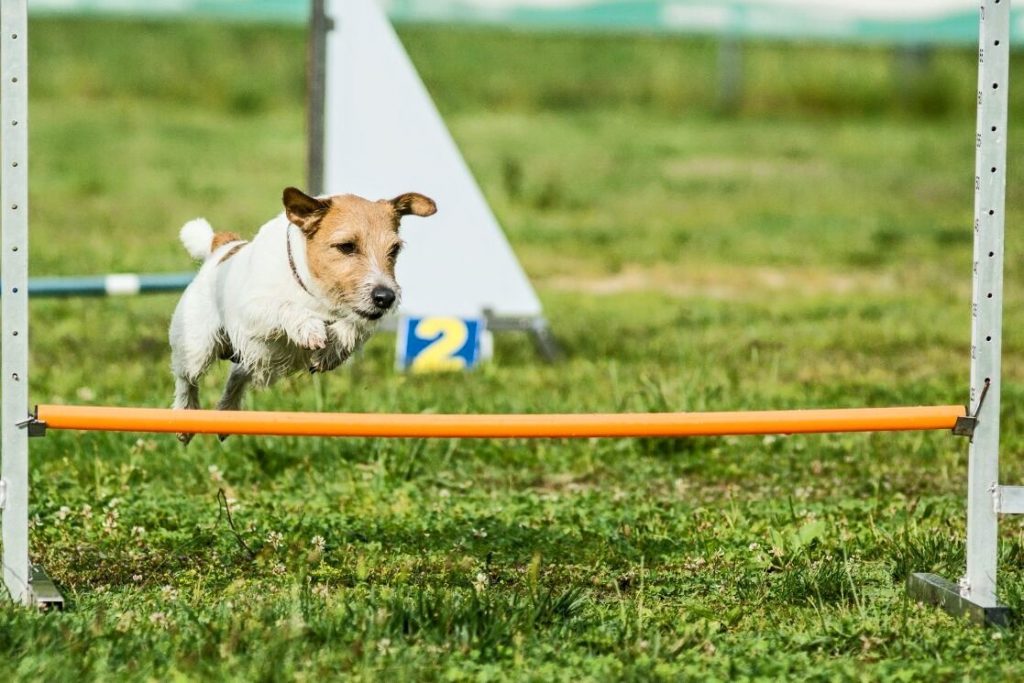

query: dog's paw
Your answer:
[309,358,338,374]
[310,350,347,374]
[296,319,328,350]
[177,432,194,446]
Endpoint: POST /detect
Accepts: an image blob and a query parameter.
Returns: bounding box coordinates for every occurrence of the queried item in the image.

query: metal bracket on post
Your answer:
[953,378,991,438]
[16,411,47,438]
[992,485,1024,515]
[952,416,978,438]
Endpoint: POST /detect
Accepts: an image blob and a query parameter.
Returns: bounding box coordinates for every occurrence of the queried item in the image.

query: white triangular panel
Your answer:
[322,0,543,320]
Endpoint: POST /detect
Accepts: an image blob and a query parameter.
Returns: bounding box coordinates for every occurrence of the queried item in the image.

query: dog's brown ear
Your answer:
[283,187,330,235]
[390,193,437,219]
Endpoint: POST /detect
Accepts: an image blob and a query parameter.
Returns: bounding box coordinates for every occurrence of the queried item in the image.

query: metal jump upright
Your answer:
[907,0,1013,626]
[0,0,31,607]
[0,0,60,607]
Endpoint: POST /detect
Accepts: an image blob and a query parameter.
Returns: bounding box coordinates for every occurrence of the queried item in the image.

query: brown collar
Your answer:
[217,241,248,264]
[287,224,337,327]
[287,223,316,298]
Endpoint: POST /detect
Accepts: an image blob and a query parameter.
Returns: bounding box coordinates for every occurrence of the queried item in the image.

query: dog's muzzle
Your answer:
[371,286,396,310]
[352,286,397,321]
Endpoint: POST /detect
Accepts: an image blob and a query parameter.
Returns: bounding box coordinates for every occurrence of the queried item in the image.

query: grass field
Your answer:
[6,16,1024,680]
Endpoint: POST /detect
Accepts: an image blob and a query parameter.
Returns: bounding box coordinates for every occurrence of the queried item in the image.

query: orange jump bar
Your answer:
[34,404,966,439]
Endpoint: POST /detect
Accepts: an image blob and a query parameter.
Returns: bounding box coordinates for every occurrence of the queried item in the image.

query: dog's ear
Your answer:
[283,187,331,236]
[389,193,437,219]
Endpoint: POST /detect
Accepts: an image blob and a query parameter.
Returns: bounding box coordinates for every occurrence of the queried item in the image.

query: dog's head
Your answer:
[283,187,436,320]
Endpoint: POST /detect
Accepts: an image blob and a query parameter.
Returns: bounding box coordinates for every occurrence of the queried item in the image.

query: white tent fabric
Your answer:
[322,0,544,321]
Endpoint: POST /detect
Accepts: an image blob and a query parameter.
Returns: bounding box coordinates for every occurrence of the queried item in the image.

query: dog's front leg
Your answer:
[309,325,354,373]
[290,317,328,350]
[310,345,350,374]
[244,301,329,350]
[238,300,329,351]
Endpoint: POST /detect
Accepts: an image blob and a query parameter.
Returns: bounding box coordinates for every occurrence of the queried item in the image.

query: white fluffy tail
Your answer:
[179,218,215,261]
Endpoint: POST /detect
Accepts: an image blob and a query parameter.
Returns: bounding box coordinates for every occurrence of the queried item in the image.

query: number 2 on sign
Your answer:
[410,317,469,372]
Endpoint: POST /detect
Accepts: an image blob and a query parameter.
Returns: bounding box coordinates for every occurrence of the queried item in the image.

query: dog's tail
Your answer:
[179,218,216,261]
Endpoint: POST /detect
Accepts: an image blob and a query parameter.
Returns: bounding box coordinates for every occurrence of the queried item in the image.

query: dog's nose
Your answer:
[372,286,396,310]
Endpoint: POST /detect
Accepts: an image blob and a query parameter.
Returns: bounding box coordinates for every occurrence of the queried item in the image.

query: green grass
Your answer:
[7,16,1024,680]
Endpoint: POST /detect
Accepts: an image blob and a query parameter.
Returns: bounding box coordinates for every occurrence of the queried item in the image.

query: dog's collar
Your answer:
[286,222,317,299]
[287,223,338,327]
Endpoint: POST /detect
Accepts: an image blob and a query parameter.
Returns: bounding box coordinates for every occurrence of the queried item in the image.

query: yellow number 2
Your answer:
[410,317,469,373]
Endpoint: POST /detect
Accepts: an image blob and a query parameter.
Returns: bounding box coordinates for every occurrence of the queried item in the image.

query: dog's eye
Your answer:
[387,244,402,261]
[335,242,358,256]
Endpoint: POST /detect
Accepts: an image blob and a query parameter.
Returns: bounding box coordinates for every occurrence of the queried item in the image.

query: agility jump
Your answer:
[0,0,1014,626]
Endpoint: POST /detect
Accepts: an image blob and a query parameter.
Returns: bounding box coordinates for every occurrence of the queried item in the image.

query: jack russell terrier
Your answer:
[169,187,436,443]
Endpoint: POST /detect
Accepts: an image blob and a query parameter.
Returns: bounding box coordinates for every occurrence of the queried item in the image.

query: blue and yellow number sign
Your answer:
[396,316,485,373]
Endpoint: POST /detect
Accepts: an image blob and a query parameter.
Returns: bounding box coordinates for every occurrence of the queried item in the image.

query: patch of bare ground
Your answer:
[541,264,913,300]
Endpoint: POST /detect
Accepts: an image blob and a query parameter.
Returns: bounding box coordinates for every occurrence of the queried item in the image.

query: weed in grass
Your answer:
[883,527,964,584]
[772,554,860,607]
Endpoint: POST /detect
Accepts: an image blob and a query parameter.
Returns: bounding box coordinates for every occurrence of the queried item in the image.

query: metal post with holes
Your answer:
[306,0,329,196]
[908,0,1011,626]
[0,0,62,609]
[1,0,32,606]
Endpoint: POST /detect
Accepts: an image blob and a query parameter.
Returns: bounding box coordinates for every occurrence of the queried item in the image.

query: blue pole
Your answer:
[1,272,194,297]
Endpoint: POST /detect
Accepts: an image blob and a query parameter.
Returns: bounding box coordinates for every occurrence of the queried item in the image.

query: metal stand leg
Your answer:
[528,318,562,363]
[908,573,1009,627]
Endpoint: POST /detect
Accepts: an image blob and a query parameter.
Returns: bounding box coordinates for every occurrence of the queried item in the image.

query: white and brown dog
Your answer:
[169,187,436,443]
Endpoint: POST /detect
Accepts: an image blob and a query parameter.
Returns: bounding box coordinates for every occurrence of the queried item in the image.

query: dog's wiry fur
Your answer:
[169,187,436,443]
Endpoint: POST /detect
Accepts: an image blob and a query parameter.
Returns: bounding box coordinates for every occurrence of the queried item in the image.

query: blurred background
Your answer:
[23,0,1018,278]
